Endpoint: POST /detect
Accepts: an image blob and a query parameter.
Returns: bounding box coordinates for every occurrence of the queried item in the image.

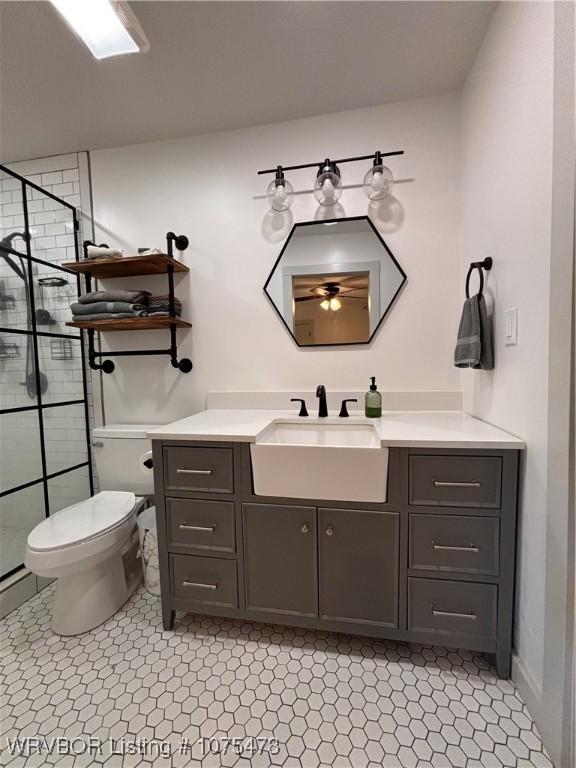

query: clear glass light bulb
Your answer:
[363,164,394,201]
[314,171,342,206]
[266,177,294,211]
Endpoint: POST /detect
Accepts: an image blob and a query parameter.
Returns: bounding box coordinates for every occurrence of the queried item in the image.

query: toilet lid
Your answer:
[27,491,137,551]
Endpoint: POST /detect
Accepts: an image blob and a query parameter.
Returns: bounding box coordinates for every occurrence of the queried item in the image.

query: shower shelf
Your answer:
[63,232,193,374]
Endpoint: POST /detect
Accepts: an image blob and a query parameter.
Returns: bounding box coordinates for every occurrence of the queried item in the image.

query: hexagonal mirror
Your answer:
[264,216,406,347]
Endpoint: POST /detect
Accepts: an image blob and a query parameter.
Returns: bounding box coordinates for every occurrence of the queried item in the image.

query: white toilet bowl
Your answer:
[25,491,144,636]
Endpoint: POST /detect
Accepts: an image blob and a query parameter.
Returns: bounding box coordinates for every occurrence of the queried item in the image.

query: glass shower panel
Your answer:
[0,162,92,584]
[27,187,76,266]
[0,410,43,494]
[48,465,91,515]
[0,170,25,248]
[0,484,45,578]
[43,403,88,476]
[0,332,38,410]
[38,336,84,404]
[31,260,78,335]
[0,245,32,334]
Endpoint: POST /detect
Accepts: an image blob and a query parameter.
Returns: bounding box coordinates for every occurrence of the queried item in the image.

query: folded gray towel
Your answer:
[71,312,139,322]
[147,309,182,317]
[86,246,123,260]
[78,290,150,305]
[71,302,148,316]
[454,294,494,369]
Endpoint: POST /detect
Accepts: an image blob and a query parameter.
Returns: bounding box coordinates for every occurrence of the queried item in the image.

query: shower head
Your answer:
[0,231,31,250]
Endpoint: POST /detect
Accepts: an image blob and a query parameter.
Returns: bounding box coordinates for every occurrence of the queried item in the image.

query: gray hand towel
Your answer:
[70,312,140,322]
[78,290,150,305]
[71,301,148,316]
[476,295,494,370]
[454,294,494,369]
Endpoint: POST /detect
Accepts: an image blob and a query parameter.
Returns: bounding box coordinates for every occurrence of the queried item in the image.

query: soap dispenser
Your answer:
[365,377,382,418]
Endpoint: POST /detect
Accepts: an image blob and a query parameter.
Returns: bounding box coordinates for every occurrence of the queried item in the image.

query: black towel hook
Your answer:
[465,257,493,299]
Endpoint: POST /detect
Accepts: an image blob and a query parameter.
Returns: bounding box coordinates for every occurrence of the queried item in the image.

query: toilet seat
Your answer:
[25,492,144,579]
[27,491,137,552]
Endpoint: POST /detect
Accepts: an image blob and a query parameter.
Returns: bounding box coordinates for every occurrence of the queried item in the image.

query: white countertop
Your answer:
[147,410,525,449]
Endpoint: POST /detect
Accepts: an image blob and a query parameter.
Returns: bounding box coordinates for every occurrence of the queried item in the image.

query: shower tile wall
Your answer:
[0,153,96,592]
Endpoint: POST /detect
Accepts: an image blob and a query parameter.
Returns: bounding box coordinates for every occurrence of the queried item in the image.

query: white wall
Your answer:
[90,94,462,425]
[460,0,554,711]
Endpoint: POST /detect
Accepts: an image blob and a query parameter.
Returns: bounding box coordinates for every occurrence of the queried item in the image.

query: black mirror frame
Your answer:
[263,215,408,348]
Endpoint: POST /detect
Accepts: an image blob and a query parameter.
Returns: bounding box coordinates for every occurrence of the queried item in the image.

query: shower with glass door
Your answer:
[0,164,93,582]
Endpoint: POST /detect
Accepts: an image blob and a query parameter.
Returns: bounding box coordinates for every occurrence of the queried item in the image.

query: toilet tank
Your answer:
[92,424,160,496]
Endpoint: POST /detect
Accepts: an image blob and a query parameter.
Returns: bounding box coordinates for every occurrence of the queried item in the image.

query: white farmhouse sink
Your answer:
[250,421,389,503]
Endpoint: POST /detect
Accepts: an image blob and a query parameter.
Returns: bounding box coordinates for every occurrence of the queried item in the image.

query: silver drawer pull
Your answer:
[326,526,334,536]
[182,580,218,590]
[179,524,216,533]
[176,468,213,475]
[433,480,481,488]
[431,607,477,620]
[432,543,480,553]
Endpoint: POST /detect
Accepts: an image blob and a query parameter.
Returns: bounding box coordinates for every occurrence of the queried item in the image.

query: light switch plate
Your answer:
[504,307,518,346]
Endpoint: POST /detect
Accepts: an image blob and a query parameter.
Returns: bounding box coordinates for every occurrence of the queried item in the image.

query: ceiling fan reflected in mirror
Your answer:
[293,274,369,313]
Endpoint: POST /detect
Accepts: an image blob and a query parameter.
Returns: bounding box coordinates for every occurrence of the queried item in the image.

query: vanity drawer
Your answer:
[164,446,234,494]
[409,514,499,576]
[408,577,497,647]
[409,455,502,508]
[171,554,238,608]
[167,499,235,553]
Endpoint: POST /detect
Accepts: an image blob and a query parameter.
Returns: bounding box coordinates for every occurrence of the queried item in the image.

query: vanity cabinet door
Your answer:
[319,508,399,628]
[243,503,317,618]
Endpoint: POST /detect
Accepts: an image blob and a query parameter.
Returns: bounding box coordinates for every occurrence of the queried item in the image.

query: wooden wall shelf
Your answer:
[70,232,194,374]
[66,317,192,332]
[61,253,189,279]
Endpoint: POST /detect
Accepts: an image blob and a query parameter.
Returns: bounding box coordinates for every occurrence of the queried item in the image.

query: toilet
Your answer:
[25,424,157,636]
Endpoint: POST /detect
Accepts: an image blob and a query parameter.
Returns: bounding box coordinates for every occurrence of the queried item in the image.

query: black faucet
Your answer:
[339,398,358,418]
[316,385,328,417]
[290,398,309,417]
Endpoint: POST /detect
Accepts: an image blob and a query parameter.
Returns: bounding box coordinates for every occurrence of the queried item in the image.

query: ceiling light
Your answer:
[314,159,342,207]
[49,0,150,60]
[363,151,394,201]
[266,166,294,212]
[320,296,342,312]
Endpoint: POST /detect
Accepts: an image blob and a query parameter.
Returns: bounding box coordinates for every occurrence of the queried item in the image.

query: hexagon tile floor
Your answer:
[0,586,553,768]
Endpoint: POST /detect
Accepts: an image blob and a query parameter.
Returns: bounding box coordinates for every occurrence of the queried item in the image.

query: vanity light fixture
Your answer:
[266,166,295,212]
[363,151,394,201]
[258,150,403,208]
[313,159,343,207]
[49,0,150,60]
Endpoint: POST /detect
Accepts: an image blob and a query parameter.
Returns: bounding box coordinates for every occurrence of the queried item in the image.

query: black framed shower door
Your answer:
[0,163,93,582]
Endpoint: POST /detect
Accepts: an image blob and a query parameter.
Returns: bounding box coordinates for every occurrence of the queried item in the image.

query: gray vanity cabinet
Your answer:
[319,508,398,628]
[153,440,519,678]
[243,503,317,618]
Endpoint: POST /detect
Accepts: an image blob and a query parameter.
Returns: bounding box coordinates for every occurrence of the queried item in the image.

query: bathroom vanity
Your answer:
[150,411,523,678]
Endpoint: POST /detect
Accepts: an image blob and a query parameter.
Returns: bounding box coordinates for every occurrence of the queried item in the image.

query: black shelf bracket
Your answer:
[81,232,192,375]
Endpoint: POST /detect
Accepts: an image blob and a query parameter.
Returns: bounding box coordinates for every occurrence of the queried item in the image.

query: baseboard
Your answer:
[512,652,544,734]
[0,571,36,620]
